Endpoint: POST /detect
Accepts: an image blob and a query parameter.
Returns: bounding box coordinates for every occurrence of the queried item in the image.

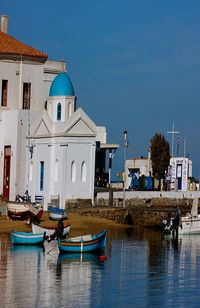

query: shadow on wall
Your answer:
[124,213,133,225]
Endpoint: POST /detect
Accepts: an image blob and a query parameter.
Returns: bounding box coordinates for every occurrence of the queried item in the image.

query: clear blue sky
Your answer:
[2,0,200,179]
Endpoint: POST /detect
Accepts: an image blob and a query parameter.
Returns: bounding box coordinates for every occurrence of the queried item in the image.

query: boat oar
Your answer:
[47,244,57,255]
[46,238,60,254]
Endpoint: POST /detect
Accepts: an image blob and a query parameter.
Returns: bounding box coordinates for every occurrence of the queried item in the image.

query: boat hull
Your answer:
[164,214,200,235]
[58,230,107,253]
[7,201,43,222]
[49,212,67,220]
[11,231,45,245]
[32,222,70,237]
[179,215,200,234]
[48,206,67,220]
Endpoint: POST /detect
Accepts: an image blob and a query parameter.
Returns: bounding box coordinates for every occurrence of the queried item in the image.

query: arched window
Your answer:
[71,161,76,182]
[57,103,61,121]
[68,102,72,118]
[81,161,86,182]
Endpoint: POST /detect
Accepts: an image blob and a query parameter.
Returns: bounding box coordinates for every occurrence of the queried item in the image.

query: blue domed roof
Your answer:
[49,72,75,96]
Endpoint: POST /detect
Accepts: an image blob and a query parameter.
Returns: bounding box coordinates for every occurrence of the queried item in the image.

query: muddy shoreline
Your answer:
[0,210,129,237]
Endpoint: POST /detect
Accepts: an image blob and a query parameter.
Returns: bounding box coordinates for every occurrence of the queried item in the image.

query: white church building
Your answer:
[0,15,114,209]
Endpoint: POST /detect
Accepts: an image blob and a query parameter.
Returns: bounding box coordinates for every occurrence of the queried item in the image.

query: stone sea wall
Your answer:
[69,190,199,227]
[66,191,200,227]
[93,197,194,227]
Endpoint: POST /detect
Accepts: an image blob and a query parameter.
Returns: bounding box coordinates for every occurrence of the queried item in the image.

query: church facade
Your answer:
[0,16,110,209]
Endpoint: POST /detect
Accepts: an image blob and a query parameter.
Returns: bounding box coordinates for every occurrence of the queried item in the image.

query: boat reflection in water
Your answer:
[54,251,106,307]
[3,227,200,307]
[11,244,44,254]
[57,251,105,269]
[178,235,200,266]
[9,242,104,307]
[162,233,200,276]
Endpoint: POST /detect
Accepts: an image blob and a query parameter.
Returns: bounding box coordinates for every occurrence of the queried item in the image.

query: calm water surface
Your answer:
[1,228,200,307]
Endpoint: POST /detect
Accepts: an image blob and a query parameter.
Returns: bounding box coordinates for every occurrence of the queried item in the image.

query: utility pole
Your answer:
[123,131,128,208]
[167,122,179,157]
[183,139,186,157]
[108,149,116,185]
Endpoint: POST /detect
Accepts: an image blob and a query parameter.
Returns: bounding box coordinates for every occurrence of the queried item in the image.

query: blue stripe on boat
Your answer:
[48,207,65,214]
[58,230,107,253]
[11,231,45,245]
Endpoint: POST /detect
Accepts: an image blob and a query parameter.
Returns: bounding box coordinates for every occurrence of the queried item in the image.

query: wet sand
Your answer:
[0,210,127,237]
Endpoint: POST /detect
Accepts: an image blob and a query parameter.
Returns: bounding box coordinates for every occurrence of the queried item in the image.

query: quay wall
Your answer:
[76,191,199,227]
[96,190,200,201]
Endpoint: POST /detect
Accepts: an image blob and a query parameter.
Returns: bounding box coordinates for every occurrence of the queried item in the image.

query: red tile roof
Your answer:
[0,31,48,62]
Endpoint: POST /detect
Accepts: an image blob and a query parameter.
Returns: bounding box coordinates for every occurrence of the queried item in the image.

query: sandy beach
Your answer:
[0,210,127,237]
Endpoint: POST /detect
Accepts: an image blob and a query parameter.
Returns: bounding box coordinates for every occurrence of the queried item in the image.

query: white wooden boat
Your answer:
[7,201,43,222]
[179,214,200,234]
[32,222,70,237]
[163,198,200,235]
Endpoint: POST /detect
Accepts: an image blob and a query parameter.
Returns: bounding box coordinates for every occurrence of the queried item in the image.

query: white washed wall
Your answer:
[29,141,51,209]
[0,110,40,199]
[97,190,200,201]
[0,61,44,110]
[47,96,75,122]
[0,116,3,195]
[64,140,95,200]
[27,137,96,209]
[1,111,18,199]
[0,57,68,201]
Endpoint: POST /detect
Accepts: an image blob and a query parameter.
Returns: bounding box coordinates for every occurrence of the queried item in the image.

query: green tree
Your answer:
[150,133,170,187]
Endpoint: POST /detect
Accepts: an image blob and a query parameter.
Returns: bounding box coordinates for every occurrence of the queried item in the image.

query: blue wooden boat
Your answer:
[11,231,45,245]
[48,206,67,220]
[58,230,107,253]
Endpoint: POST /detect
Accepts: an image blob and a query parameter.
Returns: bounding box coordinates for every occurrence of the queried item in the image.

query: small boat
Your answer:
[7,201,43,223]
[163,199,200,235]
[164,213,200,235]
[48,206,67,220]
[32,222,71,237]
[10,231,45,245]
[58,230,107,253]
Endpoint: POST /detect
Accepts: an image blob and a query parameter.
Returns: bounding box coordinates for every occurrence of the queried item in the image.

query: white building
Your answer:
[0,16,114,209]
[124,150,152,189]
[169,157,192,191]
[125,149,193,191]
[27,72,106,209]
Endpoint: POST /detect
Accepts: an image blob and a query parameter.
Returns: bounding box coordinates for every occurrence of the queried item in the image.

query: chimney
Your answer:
[1,15,8,33]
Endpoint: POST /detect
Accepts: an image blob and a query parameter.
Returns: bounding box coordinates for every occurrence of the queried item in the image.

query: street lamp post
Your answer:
[123,130,128,207]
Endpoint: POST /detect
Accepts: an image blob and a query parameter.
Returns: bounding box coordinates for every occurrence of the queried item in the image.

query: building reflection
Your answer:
[0,237,105,307]
[3,227,199,306]
[0,235,9,279]
[146,231,200,306]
